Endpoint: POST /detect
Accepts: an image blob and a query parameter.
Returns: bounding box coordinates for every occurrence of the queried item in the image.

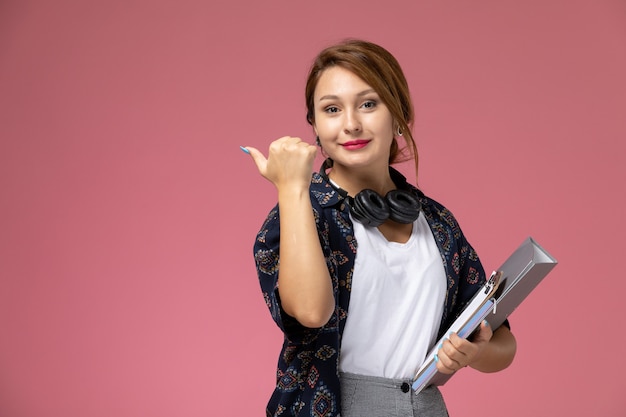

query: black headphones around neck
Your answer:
[319,159,422,227]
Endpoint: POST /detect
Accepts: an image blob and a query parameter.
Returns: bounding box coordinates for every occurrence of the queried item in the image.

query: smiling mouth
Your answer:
[342,139,370,149]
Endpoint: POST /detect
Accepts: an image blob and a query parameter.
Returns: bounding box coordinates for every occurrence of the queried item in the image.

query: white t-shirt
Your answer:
[338,213,447,379]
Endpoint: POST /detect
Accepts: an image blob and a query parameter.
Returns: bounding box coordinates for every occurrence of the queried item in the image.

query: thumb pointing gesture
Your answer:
[240,137,317,190]
[240,146,268,178]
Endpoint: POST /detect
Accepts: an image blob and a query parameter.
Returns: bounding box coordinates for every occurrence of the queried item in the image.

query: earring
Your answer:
[396,126,403,137]
[315,136,321,146]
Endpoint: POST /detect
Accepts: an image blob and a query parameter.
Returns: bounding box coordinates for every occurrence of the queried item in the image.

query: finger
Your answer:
[435,343,462,374]
[446,334,479,367]
[242,146,268,175]
[435,352,460,374]
[471,320,493,344]
[272,136,317,158]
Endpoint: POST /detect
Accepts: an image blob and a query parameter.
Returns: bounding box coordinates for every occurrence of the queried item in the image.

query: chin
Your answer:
[335,157,385,170]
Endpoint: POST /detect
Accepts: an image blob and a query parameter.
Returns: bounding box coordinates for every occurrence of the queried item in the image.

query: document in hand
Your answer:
[412,236,558,393]
[412,270,502,393]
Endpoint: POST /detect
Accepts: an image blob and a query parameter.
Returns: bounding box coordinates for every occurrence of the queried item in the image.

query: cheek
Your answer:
[314,119,341,139]
[382,122,395,137]
[373,116,395,139]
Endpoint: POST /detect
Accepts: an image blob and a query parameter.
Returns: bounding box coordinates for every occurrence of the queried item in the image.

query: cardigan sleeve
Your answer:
[253,205,322,344]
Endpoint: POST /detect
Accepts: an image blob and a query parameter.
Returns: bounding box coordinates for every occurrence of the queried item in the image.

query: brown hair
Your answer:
[305,39,418,178]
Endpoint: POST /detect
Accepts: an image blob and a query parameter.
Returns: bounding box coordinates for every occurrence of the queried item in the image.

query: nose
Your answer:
[343,109,361,134]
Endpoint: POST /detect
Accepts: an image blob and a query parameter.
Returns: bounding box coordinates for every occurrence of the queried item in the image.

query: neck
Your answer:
[327,162,396,197]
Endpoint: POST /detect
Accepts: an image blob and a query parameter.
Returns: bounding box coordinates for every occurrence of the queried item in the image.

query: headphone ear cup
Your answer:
[385,190,421,224]
[350,189,390,227]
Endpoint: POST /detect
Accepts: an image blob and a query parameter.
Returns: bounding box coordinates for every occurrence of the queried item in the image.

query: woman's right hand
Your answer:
[243,137,334,328]
[243,136,318,191]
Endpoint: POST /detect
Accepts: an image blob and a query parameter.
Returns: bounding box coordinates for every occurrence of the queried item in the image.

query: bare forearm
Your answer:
[470,325,517,373]
[277,187,334,328]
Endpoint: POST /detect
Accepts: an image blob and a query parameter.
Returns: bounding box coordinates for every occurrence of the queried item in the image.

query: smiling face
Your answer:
[313,66,396,173]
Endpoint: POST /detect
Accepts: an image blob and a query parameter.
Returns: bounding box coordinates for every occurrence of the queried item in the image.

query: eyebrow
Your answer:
[318,89,377,102]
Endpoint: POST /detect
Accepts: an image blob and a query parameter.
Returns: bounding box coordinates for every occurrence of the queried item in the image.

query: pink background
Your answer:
[1,1,625,416]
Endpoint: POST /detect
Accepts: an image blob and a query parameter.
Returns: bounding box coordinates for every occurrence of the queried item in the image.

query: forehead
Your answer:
[314,66,374,99]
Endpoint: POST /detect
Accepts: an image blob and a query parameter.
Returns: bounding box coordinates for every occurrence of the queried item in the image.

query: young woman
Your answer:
[242,39,516,417]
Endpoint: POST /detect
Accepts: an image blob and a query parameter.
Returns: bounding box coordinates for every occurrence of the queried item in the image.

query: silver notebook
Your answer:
[427,236,558,387]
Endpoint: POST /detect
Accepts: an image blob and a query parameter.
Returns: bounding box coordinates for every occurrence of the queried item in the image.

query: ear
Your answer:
[393,121,404,137]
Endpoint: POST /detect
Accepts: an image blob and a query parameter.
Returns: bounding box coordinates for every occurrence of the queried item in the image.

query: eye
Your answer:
[324,106,340,114]
[361,100,377,109]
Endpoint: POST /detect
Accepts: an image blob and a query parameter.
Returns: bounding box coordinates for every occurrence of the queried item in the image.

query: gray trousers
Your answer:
[340,372,449,417]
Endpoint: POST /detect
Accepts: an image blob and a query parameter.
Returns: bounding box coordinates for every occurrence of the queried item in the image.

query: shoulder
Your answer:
[409,186,478,271]
[409,185,463,236]
[310,172,343,208]
[255,173,348,248]
[390,167,462,232]
[257,173,339,223]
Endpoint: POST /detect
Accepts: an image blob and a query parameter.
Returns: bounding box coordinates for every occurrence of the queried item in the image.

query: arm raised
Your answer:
[245,137,334,328]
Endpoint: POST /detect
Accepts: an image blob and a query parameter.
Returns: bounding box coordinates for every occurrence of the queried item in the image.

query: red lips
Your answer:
[342,139,370,150]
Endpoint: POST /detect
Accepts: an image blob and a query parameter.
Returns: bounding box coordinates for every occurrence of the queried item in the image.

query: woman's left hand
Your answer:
[434,320,493,374]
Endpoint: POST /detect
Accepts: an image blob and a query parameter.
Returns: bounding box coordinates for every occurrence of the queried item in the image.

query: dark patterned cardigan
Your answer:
[253,169,487,417]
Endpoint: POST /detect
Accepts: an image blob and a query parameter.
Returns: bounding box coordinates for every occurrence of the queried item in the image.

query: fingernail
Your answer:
[438,343,443,350]
[434,354,439,363]
[483,320,490,327]
[240,146,250,154]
